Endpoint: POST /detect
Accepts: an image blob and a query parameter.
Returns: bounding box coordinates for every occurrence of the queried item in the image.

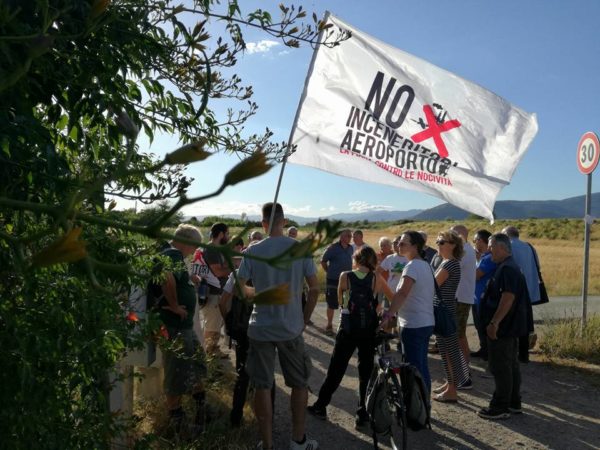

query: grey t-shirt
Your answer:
[238,236,316,341]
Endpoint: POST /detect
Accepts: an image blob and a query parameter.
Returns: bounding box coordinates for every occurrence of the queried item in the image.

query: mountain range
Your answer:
[288,193,599,224]
[189,193,600,225]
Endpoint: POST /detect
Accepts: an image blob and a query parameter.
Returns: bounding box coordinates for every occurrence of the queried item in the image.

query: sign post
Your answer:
[576,131,600,329]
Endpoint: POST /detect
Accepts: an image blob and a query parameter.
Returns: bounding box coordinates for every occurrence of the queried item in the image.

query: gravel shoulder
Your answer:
[267,304,600,450]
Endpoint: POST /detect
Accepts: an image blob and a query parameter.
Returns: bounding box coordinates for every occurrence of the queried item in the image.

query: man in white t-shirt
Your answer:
[351,229,369,252]
[379,236,409,292]
[451,225,477,380]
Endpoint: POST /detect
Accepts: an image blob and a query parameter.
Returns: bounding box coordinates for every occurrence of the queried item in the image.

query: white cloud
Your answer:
[182,201,312,218]
[320,206,337,212]
[246,40,280,54]
[282,204,312,215]
[278,50,291,56]
[348,201,394,212]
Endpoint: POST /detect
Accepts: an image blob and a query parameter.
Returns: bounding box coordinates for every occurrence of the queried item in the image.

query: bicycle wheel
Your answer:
[387,373,407,450]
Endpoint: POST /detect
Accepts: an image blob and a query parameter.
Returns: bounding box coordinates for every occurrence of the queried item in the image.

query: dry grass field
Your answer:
[298,218,600,297]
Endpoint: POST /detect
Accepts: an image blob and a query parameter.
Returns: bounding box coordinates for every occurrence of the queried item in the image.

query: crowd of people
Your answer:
[152,204,542,449]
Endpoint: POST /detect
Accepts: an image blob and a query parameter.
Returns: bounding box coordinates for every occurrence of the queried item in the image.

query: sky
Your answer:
[136,0,600,219]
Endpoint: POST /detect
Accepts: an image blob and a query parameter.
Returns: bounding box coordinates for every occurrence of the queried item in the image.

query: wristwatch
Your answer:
[489,320,497,327]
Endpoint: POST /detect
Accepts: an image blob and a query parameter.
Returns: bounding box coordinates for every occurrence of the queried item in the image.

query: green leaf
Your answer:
[1,137,9,157]
[68,125,78,141]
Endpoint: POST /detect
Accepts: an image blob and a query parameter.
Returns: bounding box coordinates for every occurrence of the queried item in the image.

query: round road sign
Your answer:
[577,131,600,175]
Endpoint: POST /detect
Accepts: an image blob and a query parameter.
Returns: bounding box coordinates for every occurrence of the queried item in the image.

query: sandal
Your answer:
[433,383,448,394]
[433,393,458,403]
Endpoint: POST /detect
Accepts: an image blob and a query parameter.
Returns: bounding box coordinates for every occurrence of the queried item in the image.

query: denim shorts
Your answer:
[246,335,312,389]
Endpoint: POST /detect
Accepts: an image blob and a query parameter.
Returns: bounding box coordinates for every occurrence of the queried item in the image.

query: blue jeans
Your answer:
[401,326,434,393]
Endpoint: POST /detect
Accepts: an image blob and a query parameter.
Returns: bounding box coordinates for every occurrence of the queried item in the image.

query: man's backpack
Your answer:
[399,364,431,431]
[342,271,378,336]
[225,295,253,341]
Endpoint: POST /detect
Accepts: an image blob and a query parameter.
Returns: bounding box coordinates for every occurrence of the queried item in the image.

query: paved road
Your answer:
[532,295,600,321]
[313,296,600,322]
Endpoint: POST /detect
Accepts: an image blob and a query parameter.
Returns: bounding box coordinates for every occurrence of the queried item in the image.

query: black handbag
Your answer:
[528,243,549,305]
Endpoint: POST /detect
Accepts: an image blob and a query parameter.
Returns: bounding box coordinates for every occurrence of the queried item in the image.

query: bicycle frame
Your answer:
[370,332,408,450]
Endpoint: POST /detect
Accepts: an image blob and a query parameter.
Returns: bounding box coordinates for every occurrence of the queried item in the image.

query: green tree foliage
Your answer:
[0,1,348,447]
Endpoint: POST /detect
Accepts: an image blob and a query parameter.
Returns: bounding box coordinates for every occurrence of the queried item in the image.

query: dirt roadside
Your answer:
[264,305,600,450]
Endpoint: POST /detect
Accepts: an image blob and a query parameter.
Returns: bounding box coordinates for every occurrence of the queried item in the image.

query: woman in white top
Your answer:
[382,231,435,393]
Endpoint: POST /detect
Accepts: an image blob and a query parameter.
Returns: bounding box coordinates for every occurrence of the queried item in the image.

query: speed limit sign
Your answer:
[577,131,600,175]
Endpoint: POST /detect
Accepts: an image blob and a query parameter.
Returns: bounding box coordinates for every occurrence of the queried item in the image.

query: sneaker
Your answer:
[290,436,319,450]
[307,404,327,420]
[509,405,523,414]
[457,378,473,390]
[477,407,510,420]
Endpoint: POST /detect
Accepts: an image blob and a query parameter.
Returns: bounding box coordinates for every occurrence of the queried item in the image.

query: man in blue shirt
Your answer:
[471,229,496,360]
[320,229,353,335]
[502,226,538,363]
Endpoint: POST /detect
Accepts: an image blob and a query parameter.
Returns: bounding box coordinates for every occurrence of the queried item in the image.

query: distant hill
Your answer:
[185,210,423,226]
[411,193,600,220]
[324,209,422,222]
[184,193,600,225]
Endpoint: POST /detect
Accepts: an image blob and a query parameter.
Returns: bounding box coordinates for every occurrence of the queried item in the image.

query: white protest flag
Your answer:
[287,14,538,220]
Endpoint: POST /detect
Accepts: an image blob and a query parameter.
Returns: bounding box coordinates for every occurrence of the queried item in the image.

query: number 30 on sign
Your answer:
[577,131,600,175]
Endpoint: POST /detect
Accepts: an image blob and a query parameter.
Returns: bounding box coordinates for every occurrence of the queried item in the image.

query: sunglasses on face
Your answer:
[436,240,447,245]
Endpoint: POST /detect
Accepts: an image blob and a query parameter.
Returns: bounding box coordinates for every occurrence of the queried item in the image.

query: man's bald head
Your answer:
[451,224,468,240]
[502,226,519,238]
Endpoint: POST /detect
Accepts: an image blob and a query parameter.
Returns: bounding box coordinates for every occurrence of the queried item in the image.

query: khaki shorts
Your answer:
[163,328,207,396]
[201,294,223,333]
[246,335,312,389]
[456,302,471,338]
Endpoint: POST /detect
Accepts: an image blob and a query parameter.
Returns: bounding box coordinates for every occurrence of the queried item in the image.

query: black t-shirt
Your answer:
[480,256,530,338]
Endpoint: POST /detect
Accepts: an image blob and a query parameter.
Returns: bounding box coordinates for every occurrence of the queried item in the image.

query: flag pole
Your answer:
[268,11,332,234]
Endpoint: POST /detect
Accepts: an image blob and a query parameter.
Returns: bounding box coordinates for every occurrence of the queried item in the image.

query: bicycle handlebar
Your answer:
[375,330,398,341]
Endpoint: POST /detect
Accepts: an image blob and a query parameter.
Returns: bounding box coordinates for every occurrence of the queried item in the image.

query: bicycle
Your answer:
[366,331,408,450]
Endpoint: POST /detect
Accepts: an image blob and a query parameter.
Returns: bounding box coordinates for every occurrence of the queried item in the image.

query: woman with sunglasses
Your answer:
[381,231,436,394]
[432,230,470,403]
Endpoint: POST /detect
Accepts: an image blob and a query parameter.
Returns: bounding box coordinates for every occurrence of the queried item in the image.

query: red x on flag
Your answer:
[411,105,461,158]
